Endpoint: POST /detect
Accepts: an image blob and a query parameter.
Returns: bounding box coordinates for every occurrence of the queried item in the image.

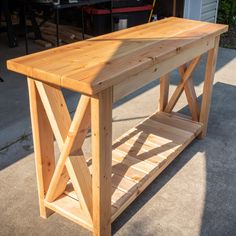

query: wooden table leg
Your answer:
[158,73,170,111]
[91,88,112,236]
[179,64,199,121]
[199,36,220,138]
[27,78,55,218]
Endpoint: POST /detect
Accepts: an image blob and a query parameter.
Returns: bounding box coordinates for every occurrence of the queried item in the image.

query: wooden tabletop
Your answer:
[7,17,227,95]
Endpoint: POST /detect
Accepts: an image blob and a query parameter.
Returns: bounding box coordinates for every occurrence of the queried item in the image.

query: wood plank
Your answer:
[44,94,91,210]
[113,35,214,102]
[115,125,182,154]
[158,74,170,111]
[27,78,55,218]
[110,112,203,221]
[32,18,196,72]
[112,149,157,174]
[35,39,52,48]
[115,126,179,148]
[111,187,133,209]
[112,159,148,184]
[8,17,227,234]
[9,18,204,71]
[91,88,113,236]
[35,82,71,149]
[150,112,202,133]
[63,23,225,94]
[143,118,194,138]
[7,18,228,95]
[164,56,201,113]
[184,78,199,121]
[85,162,138,194]
[199,36,220,138]
[63,112,203,227]
[64,183,128,215]
[44,194,93,231]
[116,141,171,165]
[179,64,199,121]
[137,120,193,144]
[111,173,138,194]
[66,155,92,221]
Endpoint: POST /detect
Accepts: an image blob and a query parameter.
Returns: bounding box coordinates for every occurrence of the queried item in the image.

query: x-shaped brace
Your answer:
[35,82,92,221]
[164,56,201,121]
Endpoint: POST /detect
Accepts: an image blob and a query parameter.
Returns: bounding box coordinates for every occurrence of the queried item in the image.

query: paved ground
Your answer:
[0,38,236,236]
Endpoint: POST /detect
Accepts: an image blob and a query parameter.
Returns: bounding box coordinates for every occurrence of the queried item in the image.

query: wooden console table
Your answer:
[7,17,227,236]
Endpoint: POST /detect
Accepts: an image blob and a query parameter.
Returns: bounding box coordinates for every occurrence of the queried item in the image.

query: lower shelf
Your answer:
[48,112,203,229]
[44,194,93,231]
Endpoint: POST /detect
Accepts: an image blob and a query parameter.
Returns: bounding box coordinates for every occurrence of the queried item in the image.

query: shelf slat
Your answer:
[44,194,93,231]
[62,112,202,225]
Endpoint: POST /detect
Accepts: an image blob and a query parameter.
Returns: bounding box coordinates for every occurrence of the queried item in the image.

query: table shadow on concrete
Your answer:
[112,82,236,236]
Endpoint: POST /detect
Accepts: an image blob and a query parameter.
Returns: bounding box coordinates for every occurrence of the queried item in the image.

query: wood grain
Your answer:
[91,88,113,236]
[199,36,220,138]
[7,18,228,95]
[27,78,55,218]
[64,112,203,223]
[159,74,170,111]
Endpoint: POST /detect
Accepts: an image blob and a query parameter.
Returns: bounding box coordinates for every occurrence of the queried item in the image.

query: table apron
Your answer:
[113,35,215,103]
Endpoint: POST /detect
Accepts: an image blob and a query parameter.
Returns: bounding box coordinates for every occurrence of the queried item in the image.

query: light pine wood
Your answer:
[199,36,220,138]
[159,74,170,111]
[184,78,199,121]
[44,95,91,207]
[27,78,55,218]
[165,56,201,113]
[113,36,215,102]
[7,18,228,95]
[8,18,228,236]
[62,112,203,223]
[35,87,93,220]
[35,82,71,149]
[91,88,113,236]
[112,111,203,220]
[44,194,93,231]
[35,82,71,201]
[151,111,202,133]
[178,64,199,121]
[66,155,92,221]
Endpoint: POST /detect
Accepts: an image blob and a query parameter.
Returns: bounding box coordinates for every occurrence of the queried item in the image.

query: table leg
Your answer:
[91,88,112,236]
[158,73,170,111]
[199,35,220,138]
[179,64,199,121]
[27,79,55,218]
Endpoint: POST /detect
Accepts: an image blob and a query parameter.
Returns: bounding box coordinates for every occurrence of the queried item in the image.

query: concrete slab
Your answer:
[0,38,236,235]
[0,40,80,150]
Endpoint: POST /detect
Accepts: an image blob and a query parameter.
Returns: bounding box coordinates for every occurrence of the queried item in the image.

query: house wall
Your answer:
[184,0,219,23]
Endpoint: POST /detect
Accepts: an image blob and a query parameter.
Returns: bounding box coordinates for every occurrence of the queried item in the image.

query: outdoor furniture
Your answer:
[7,17,227,236]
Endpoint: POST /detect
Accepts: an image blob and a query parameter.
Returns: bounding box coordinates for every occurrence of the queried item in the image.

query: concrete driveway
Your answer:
[0,40,236,235]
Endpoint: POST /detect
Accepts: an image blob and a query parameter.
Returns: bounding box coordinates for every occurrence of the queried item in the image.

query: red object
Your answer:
[84,5,153,15]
